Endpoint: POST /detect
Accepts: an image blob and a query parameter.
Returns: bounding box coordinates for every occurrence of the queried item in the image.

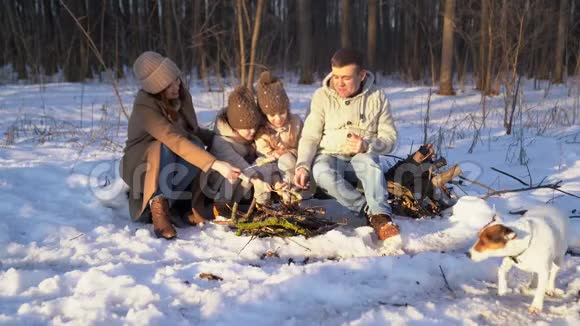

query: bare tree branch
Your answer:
[490,167,529,186]
[482,181,563,199]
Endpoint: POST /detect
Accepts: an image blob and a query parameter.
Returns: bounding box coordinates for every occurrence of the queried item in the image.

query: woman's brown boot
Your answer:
[150,197,177,239]
[186,209,206,225]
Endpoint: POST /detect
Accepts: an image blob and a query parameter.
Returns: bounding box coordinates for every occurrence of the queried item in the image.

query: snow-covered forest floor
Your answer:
[0,76,579,325]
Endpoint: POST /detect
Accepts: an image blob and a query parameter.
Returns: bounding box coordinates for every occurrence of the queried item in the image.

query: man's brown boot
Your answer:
[368,214,400,240]
[150,197,177,239]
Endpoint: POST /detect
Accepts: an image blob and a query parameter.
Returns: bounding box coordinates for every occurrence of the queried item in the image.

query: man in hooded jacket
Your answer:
[293,48,400,240]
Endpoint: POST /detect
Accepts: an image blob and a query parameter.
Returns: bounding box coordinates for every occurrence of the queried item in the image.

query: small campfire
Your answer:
[213,202,339,238]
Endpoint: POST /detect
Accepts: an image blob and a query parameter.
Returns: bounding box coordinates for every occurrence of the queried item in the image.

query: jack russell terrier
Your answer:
[466,206,570,314]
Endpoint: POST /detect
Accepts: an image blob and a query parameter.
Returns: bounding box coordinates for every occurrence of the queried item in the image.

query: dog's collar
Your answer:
[509,221,533,264]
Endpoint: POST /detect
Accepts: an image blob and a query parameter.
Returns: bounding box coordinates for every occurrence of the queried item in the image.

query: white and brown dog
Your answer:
[467,206,570,314]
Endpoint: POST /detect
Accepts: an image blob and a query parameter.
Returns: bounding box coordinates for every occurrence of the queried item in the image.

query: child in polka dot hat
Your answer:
[255,71,303,191]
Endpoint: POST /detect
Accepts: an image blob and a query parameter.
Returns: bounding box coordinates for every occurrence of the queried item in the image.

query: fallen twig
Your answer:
[231,202,239,222]
[68,233,85,241]
[439,265,456,297]
[245,198,257,219]
[491,167,529,186]
[452,182,470,196]
[459,176,497,193]
[545,194,564,204]
[524,164,533,187]
[238,235,256,255]
[283,237,312,252]
[552,188,580,200]
[378,301,410,307]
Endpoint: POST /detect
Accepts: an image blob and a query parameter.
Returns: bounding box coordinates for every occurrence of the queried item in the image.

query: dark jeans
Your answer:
[138,140,204,223]
[154,140,203,205]
[137,139,205,223]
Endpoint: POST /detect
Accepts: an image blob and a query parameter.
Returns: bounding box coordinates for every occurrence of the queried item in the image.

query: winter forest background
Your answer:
[1,0,579,90]
[1,0,580,325]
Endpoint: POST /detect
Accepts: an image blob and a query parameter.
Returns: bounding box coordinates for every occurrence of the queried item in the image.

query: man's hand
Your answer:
[211,160,241,184]
[293,167,310,190]
[345,132,368,154]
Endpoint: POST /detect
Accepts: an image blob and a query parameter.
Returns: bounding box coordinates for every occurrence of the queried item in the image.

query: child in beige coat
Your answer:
[254,72,303,188]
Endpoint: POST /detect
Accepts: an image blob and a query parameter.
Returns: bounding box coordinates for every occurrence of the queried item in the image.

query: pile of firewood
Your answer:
[384,144,460,219]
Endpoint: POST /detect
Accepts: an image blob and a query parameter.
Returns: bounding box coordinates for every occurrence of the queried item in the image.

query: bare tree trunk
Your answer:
[410,0,423,81]
[455,13,468,90]
[536,0,557,80]
[237,0,246,86]
[484,0,495,95]
[42,0,58,76]
[247,0,265,89]
[401,7,410,79]
[117,0,127,79]
[367,0,378,71]
[297,0,314,84]
[192,0,203,78]
[170,1,186,72]
[115,9,120,80]
[312,0,331,76]
[4,1,28,79]
[553,0,569,83]
[163,1,175,62]
[130,0,140,55]
[477,0,489,90]
[380,0,392,73]
[340,0,352,48]
[61,0,87,82]
[438,0,456,95]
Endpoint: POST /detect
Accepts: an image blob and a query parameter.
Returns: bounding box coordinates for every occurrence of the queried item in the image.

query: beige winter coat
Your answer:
[120,89,216,221]
[255,113,303,158]
[296,71,397,171]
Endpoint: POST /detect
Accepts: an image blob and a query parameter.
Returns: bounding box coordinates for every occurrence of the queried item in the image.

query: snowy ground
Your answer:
[0,77,579,325]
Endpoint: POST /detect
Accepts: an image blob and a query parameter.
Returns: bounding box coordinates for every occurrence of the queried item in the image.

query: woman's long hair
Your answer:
[153,78,186,122]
